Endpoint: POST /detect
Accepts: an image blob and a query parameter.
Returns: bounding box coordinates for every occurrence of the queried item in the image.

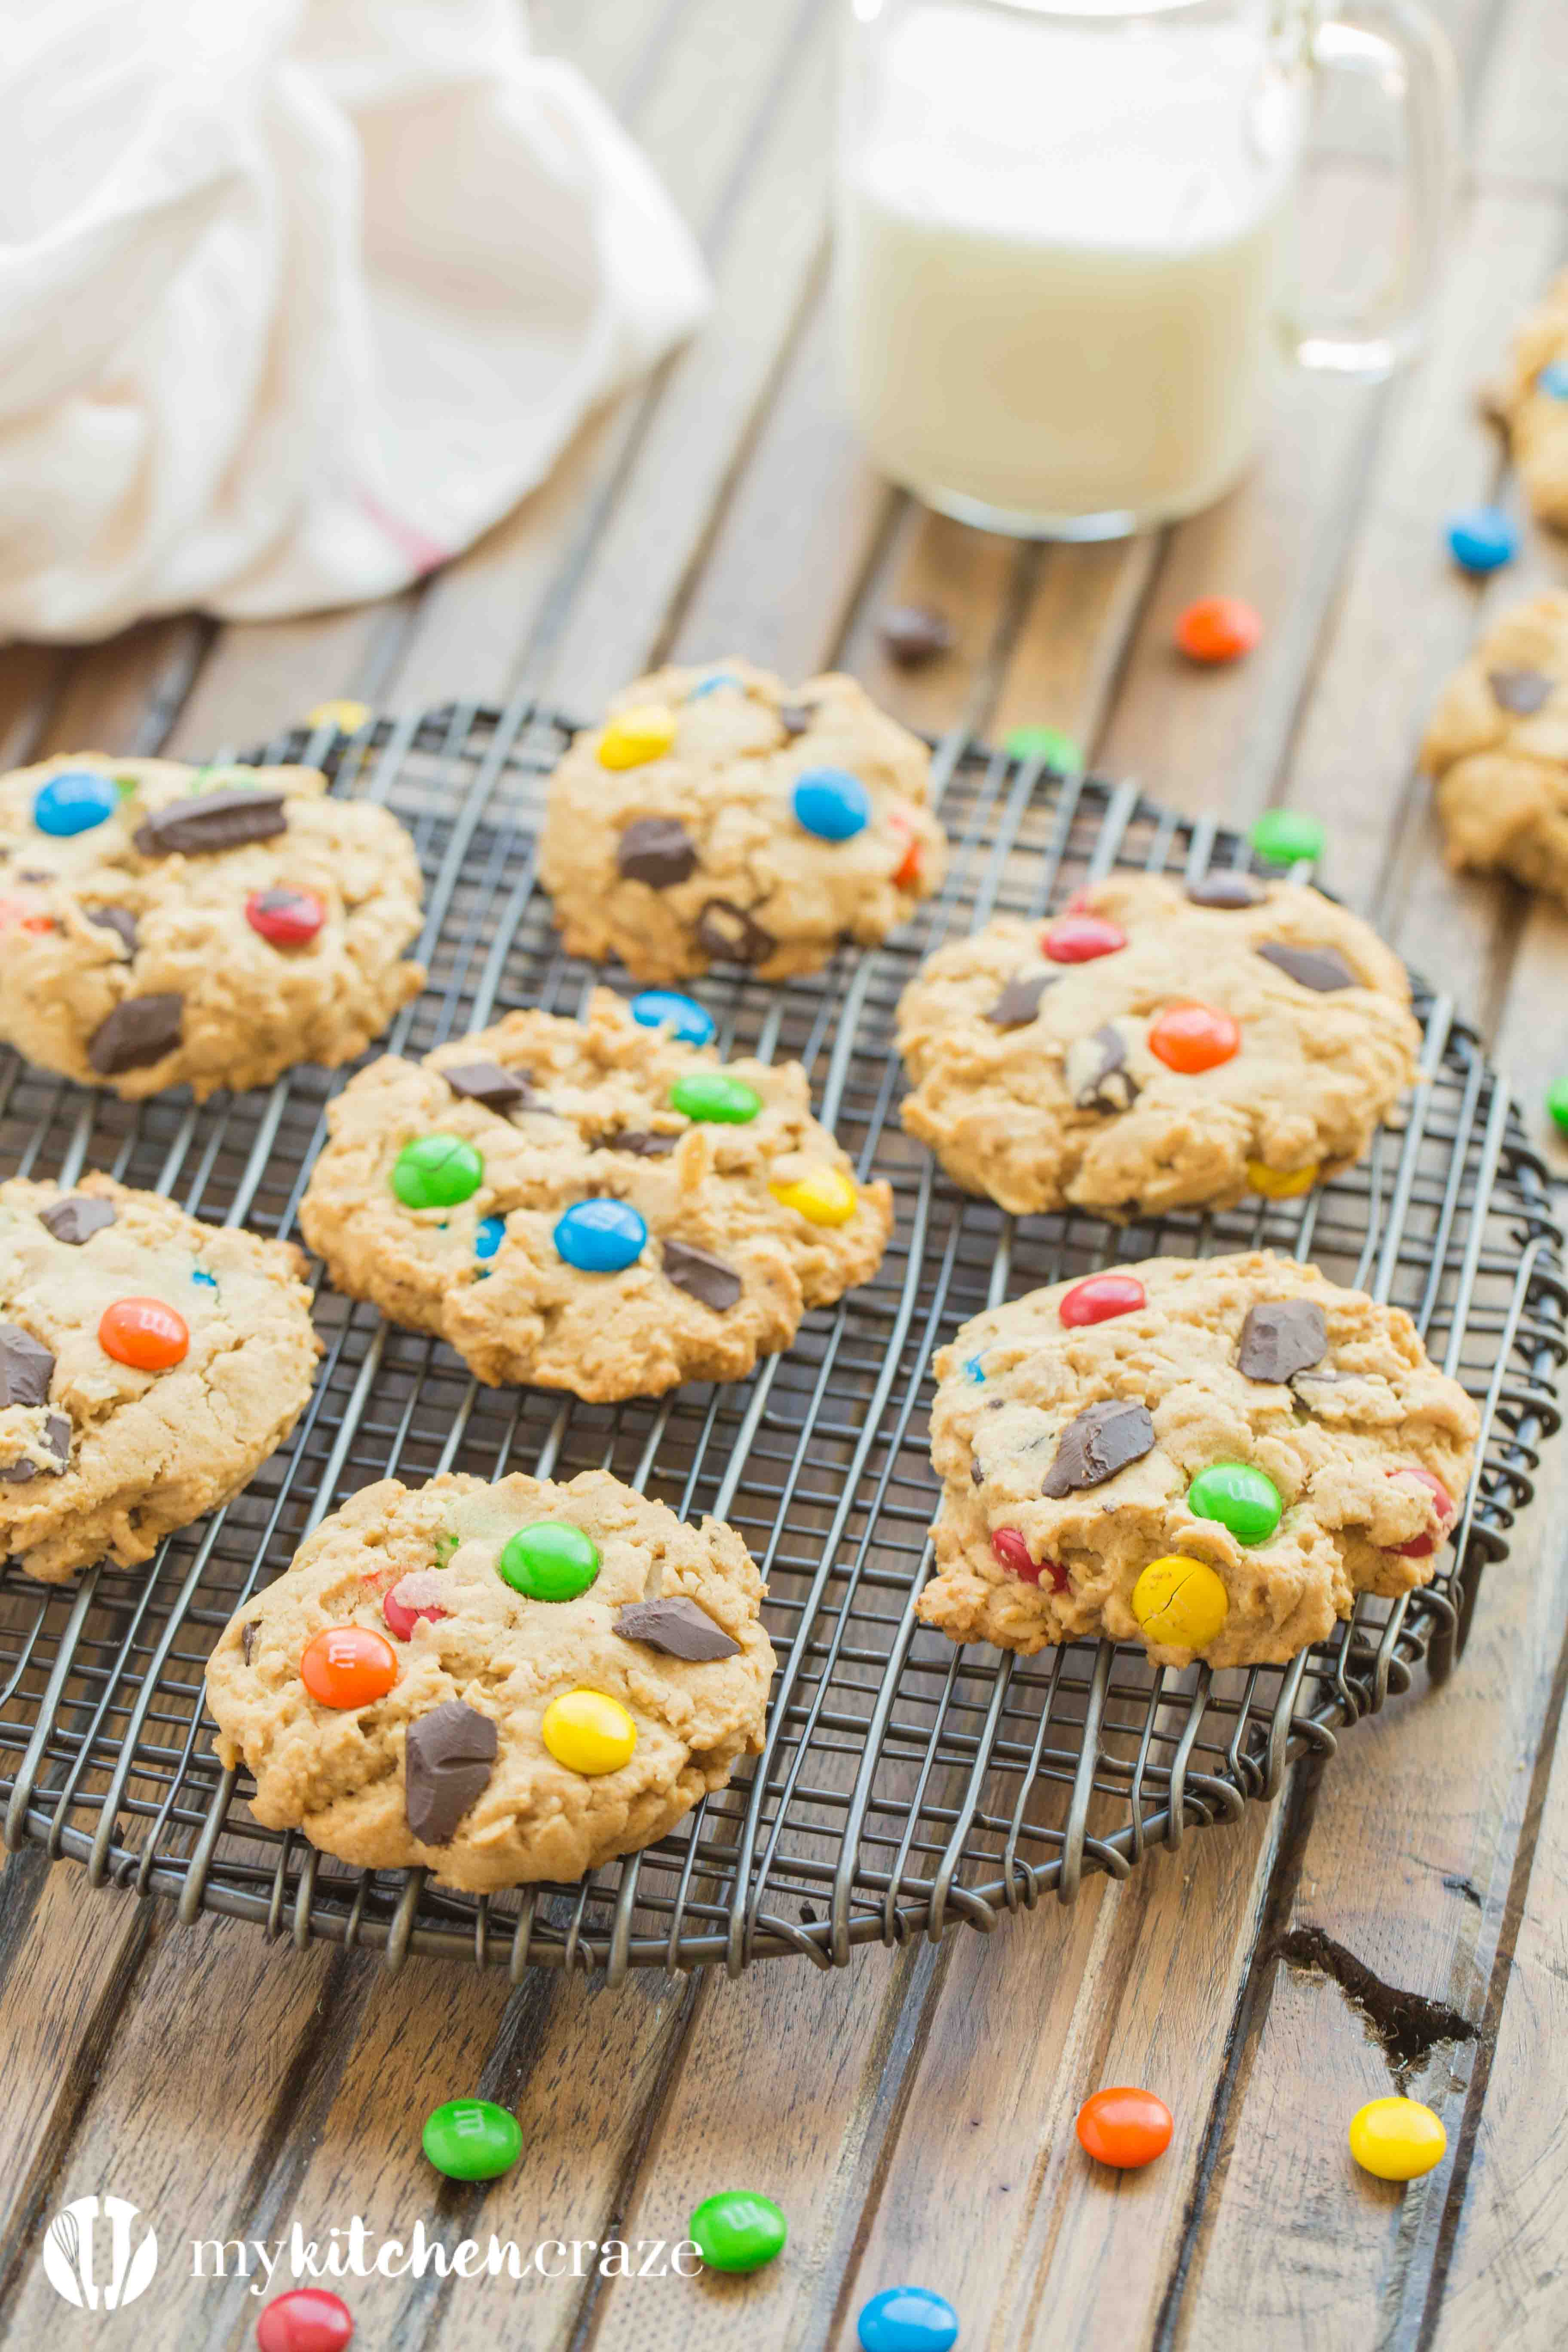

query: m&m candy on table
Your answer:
[793,768,871,842]
[598,704,677,768]
[1348,2095,1446,2180]
[392,1133,484,1210]
[1446,506,1517,575]
[422,2097,523,2181]
[33,768,119,837]
[553,1198,647,1273]
[1186,1461,1283,1546]
[1147,1001,1240,1074]
[1006,723,1082,771]
[300,1626,398,1709]
[857,2285,960,2350]
[247,886,325,946]
[1548,1075,1568,1136]
[99,1296,189,1369]
[1131,1556,1229,1649]
[689,2189,787,2273]
[1076,2085,1174,2169]
[1248,808,1324,867]
[499,1520,600,1601]
[669,1070,761,1123]
[1060,1272,1146,1326]
[630,989,715,1047]
[1043,913,1125,964]
[542,1688,637,1774]
[769,1167,858,1225]
[256,2287,355,2352]
[1175,596,1262,665]
[306,699,370,734]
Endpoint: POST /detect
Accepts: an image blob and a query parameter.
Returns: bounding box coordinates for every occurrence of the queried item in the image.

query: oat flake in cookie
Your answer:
[895,873,1419,1217]
[298,988,893,1401]
[921,1250,1478,1670]
[1418,589,1568,908]
[0,1174,321,1583]
[0,753,426,1100]
[204,1469,775,1892]
[537,658,947,983]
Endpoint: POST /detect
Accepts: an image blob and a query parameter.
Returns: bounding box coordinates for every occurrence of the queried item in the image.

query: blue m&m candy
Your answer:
[793,768,871,842]
[1447,507,1517,575]
[858,2286,960,2351]
[629,989,715,1048]
[475,1214,505,1261]
[33,769,119,838]
[1537,360,1568,401]
[688,671,743,698]
[554,1199,646,1273]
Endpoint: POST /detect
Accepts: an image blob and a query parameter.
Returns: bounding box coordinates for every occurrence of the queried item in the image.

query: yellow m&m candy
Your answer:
[769,1167,858,1227]
[1247,1159,1319,1199]
[542,1688,637,1775]
[598,705,677,769]
[1348,2097,1446,2181]
[306,698,370,733]
[1131,1556,1229,1650]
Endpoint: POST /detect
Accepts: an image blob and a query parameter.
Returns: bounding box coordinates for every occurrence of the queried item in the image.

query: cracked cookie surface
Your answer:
[205,1468,775,1891]
[538,658,946,982]
[1419,590,1568,905]
[921,1250,1479,1669]
[1494,271,1568,528]
[0,1174,321,1583]
[895,874,1419,1216]
[0,754,425,1099]
[299,989,893,1400]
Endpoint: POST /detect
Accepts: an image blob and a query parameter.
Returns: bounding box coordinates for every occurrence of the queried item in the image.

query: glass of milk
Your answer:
[837,0,1459,538]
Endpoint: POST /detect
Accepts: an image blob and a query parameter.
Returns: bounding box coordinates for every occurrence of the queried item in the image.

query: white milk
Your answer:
[837,1,1308,531]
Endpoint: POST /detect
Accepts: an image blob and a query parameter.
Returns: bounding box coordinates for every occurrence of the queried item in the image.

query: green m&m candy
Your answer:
[689,2189,787,2274]
[392,1132,484,1209]
[1547,1075,1568,1137]
[1005,724,1083,771]
[422,2098,522,2181]
[1248,808,1324,867]
[1186,1461,1283,1546]
[498,1521,600,1601]
[670,1071,761,1124]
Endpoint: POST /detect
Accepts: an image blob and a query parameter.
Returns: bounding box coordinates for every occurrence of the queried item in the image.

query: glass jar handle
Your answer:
[1288,0,1461,377]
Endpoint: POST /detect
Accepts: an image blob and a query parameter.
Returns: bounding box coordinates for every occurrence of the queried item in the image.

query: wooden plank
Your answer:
[1472,0,1568,194]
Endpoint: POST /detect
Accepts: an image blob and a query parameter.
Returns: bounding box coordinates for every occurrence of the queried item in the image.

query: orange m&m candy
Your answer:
[98,1296,189,1370]
[888,810,923,890]
[1148,1002,1240,1074]
[0,897,55,934]
[1175,596,1262,665]
[1077,2086,1174,2169]
[300,1626,398,1710]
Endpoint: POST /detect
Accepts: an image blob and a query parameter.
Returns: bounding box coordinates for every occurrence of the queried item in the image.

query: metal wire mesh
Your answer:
[0,697,1562,1983]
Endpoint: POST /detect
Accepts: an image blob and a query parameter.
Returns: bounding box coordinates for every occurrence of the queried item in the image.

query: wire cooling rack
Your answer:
[1,696,1563,1982]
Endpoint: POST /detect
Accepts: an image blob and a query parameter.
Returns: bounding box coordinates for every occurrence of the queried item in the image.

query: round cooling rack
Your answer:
[0,695,1562,1983]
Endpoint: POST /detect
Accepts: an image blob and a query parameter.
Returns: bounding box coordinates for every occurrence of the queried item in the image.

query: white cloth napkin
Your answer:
[0,0,710,642]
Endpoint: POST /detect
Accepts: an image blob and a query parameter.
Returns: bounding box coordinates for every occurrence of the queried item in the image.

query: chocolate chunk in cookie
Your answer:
[1237,1298,1326,1384]
[985,972,1057,1030]
[88,992,184,1077]
[1488,668,1553,715]
[1066,1023,1139,1112]
[38,1195,116,1246]
[662,1239,743,1313]
[1255,942,1357,993]
[599,1130,680,1158]
[1041,1399,1156,1496]
[87,905,138,955]
[617,817,699,888]
[133,788,287,858]
[1186,872,1265,909]
[405,1700,499,1845]
[0,1325,54,1407]
[444,1060,535,1111]
[695,898,776,967]
[615,1595,741,1661]
[0,1414,70,1484]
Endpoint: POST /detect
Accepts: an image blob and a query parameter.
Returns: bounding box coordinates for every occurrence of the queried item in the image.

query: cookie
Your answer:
[204,1468,775,1891]
[299,988,893,1400]
[1419,590,1568,903]
[1493,271,1568,528]
[920,1250,1479,1669]
[0,1174,321,1583]
[0,754,426,1099]
[895,875,1419,1216]
[537,658,946,982]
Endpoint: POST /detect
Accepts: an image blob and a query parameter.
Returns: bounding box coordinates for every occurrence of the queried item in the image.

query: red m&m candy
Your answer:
[991,1528,1067,1591]
[1044,913,1126,964]
[1148,1001,1240,1074]
[1386,1467,1456,1558]
[383,1571,449,1640]
[1060,1273,1146,1326]
[256,2288,355,2352]
[99,1296,189,1370]
[1077,2086,1173,2169]
[247,886,326,947]
[300,1626,398,1710]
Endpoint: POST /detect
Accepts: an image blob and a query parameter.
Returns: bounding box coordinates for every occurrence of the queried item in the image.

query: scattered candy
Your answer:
[1386,1466,1456,1558]
[598,704,677,768]
[878,605,955,668]
[499,1520,600,1602]
[1539,359,1568,401]
[1076,2086,1174,2169]
[793,767,872,842]
[541,1687,637,1775]
[33,769,118,837]
[689,2190,787,2274]
[1043,913,1126,964]
[769,1167,858,1225]
[553,1198,647,1273]
[1060,1272,1147,1327]
[1187,1461,1283,1545]
[1248,809,1324,866]
[1175,596,1262,665]
[1147,1001,1241,1074]
[383,1571,447,1641]
[306,699,370,734]
[688,671,744,698]
[247,886,326,947]
[98,1296,189,1370]
[392,1133,484,1210]
[1547,1075,1568,1136]
[991,1526,1066,1590]
[300,1626,398,1710]
[670,1070,761,1124]
[255,2287,355,2352]
[422,2097,523,2182]
[1005,724,1082,771]
[1131,1556,1229,1649]
[1349,2096,1446,2181]
[857,2285,960,2351]
[629,988,715,1047]
[475,1213,506,1260]
[1247,1159,1319,1198]
[1447,506,1517,575]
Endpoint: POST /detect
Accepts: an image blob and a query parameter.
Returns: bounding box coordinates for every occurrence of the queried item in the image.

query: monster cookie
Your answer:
[204,1469,775,1890]
[0,753,425,1099]
[537,658,946,982]
[921,1251,1479,1669]
[299,989,893,1400]
[895,874,1419,1216]
[0,1174,320,1583]
[1419,590,1568,905]
[1491,271,1568,528]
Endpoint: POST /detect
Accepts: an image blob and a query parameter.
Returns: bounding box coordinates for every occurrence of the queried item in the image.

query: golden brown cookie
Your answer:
[1494,271,1568,528]
[1418,589,1568,903]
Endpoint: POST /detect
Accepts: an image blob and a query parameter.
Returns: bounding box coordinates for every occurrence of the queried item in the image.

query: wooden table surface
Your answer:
[2,4,1567,2346]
